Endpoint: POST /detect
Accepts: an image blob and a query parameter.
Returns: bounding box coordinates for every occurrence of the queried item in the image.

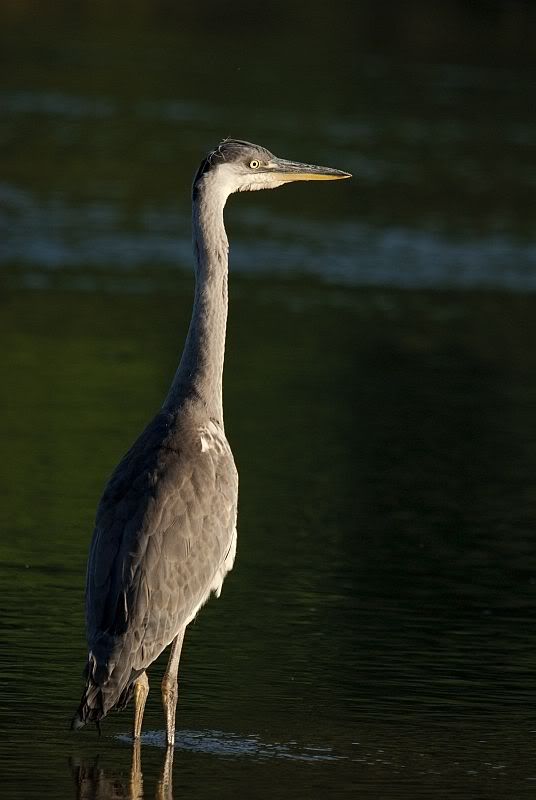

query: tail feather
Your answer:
[71,663,141,731]
[71,681,106,730]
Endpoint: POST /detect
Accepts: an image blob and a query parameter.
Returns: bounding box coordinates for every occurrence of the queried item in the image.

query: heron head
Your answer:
[193,139,351,199]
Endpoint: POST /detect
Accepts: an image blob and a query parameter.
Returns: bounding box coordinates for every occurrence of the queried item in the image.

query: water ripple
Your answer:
[117,729,345,762]
[1,183,535,290]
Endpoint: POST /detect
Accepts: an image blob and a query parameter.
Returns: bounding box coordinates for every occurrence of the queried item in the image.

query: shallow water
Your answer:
[3,286,536,798]
[1,3,536,799]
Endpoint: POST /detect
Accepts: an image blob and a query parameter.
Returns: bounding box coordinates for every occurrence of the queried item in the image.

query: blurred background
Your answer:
[1,2,536,799]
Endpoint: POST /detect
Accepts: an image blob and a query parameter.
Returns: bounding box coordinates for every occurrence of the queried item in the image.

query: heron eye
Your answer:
[249,160,260,169]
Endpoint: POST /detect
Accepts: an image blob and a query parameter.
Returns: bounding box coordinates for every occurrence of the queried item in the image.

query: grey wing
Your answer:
[84,412,238,707]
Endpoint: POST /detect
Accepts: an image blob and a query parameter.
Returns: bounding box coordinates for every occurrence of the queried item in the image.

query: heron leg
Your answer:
[161,629,185,747]
[133,671,149,741]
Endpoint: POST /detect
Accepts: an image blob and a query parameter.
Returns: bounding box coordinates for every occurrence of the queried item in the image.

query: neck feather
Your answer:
[164,179,230,421]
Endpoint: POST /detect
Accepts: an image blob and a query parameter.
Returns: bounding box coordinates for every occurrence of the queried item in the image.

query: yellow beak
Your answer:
[270,158,352,182]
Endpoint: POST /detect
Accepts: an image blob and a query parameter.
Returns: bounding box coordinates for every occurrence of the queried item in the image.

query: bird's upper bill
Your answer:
[266,158,351,182]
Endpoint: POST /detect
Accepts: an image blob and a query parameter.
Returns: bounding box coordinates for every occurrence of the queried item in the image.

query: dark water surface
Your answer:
[1,3,536,799]
[3,286,536,798]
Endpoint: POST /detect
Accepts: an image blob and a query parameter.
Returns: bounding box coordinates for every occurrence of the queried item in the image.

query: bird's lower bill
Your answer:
[277,171,350,182]
[270,159,351,182]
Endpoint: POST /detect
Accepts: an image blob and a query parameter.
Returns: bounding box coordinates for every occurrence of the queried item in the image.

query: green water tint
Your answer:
[1,3,535,290]
[1,1,536,797]
[2,284,536,798]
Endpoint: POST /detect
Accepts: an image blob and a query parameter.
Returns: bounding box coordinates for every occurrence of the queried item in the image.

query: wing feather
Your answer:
[84,409,238,712]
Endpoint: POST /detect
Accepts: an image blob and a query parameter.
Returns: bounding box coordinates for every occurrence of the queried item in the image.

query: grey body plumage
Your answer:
[72,140,350,745]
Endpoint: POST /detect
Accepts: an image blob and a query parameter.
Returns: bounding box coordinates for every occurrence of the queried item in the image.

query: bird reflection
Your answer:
[70,742,173,800]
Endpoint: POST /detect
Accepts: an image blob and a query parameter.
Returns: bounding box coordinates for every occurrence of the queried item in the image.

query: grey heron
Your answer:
[72,139,350,746]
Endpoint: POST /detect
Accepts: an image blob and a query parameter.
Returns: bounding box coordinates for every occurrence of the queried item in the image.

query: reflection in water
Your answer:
[2,2,536,798]
[70,730,343,800]
[71,742,173,800]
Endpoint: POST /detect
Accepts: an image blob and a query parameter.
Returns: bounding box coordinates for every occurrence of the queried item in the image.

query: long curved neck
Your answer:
[164,181,229,422]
